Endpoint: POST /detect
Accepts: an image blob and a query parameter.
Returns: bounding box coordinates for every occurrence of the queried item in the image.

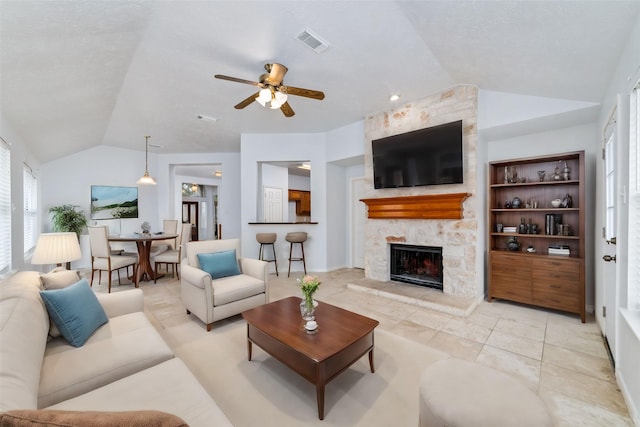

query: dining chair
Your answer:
[154,223,191,282]
[88,226,138,293]
[163,219,179,249]
[150,219,179,253]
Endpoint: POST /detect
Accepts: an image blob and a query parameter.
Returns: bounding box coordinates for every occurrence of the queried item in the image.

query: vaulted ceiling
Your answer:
[2,1,639,163]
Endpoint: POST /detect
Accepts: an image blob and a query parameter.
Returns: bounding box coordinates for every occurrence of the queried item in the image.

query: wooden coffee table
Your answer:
[241,296,379,420]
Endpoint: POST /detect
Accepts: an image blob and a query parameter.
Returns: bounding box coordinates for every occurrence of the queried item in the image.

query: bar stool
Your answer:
[256,233,278,276]
[286,232,307,277]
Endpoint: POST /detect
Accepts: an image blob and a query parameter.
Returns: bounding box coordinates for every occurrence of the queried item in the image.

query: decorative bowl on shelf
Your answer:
[551,199,562,208]
[506,236,520,251]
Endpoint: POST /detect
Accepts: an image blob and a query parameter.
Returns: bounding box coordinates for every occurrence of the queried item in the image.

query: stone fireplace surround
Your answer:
[362,85,480,300]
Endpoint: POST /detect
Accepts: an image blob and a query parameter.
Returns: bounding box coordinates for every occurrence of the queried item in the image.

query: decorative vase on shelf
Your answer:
[506,236,521,251]
[511,197,522,209]
[562,162,571,180]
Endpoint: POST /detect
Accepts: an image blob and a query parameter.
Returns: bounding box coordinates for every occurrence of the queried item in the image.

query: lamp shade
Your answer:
[270,91,287,109]
[256,88,271,107]
[136,171,157,185]
[31,232,82,265]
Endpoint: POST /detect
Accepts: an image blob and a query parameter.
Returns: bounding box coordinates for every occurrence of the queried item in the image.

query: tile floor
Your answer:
[93,267,633,426]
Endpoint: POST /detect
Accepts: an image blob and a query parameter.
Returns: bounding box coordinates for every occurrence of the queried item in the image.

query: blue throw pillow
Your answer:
[40,278,108,347]
[197,249,241,279]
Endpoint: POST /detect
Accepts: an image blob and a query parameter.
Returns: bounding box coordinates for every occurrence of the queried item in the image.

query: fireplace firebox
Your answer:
[390,244,443,290]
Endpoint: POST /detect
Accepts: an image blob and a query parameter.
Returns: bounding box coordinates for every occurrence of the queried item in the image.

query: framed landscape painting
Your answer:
[90,185,139,219]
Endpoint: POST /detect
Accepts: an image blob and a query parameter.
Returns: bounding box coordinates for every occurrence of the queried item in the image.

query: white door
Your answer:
[263,186,283,223]
[602,114,618,361]
[350,177,366,269]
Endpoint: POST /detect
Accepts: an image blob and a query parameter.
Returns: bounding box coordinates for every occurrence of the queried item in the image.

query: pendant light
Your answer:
[137,135,157,185]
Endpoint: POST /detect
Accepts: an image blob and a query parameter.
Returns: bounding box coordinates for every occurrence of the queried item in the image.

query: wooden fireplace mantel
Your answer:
[360,193,471,220]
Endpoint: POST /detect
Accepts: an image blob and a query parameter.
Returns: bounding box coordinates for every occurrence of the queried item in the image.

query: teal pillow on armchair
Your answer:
[197,249,241,279]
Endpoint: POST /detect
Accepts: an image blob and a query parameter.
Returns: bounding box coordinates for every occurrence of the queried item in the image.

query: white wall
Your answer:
[0,112,41,272]
[288,174,310,191]
[596,11,640,425]
[485,124,598,310]
[40,145,159,232]
[478,90,599,130]
[326,120,365,163]
[326,163,347,271]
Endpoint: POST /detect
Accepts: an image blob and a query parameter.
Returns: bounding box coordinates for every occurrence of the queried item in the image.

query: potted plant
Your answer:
[49,204,88,239]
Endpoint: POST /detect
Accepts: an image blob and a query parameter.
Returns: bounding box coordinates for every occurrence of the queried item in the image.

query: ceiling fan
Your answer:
[214,63,325,117]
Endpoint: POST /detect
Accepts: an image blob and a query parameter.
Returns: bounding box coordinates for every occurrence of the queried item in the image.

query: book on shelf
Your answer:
[548,247,570,256]
[549,244,570,249]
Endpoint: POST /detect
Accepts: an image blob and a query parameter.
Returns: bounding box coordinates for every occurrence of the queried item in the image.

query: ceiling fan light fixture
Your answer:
[256,88,271,107]
[270,91,288,109]
[216,62,324,117]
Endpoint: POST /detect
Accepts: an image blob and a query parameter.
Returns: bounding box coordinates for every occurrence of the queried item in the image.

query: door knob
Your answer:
[602,255,616,262]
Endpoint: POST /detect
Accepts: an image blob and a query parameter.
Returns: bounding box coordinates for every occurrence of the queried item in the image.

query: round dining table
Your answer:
[108,233,179,285]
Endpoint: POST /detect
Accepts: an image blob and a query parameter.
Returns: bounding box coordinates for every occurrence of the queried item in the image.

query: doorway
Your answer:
[601,108,618,364]
[350,177,366,269]
[263,186,283,222]
[182,201,198,241]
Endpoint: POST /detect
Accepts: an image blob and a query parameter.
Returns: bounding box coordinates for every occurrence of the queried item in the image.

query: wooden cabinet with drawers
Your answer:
[488,152,585,322]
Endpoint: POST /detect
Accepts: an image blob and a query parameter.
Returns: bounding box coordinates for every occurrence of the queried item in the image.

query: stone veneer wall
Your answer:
[363,85,479,298]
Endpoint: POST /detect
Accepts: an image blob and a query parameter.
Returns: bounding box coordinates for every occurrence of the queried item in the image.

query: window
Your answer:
[23,164,38,255]
[629,81,640,310]
[0,139,11,276]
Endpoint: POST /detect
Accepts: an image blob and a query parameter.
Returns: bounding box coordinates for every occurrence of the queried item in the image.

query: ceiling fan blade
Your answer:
[234,92,260,109]
[280,85,325,100]
[215,74,263,88]
[280,102,295,117]
[266,63,288,86]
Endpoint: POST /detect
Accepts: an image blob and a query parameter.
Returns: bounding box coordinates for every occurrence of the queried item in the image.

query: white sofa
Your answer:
[181,239,268,331]
[0,270,233,426]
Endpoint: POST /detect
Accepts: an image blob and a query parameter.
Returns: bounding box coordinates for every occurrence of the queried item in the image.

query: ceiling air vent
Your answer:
[296,28,329,53]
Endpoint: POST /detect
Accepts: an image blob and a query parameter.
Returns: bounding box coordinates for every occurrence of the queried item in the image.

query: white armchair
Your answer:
[181,239,268,331]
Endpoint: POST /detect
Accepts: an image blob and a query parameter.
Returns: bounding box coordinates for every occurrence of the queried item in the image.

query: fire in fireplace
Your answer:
[390,244,443,290]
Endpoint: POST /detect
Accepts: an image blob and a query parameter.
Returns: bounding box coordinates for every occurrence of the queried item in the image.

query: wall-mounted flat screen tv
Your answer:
[90,185,139,219]
[372,120,463,189]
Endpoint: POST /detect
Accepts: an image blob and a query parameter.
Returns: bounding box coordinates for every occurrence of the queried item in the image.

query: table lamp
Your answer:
[31,232,82,270]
